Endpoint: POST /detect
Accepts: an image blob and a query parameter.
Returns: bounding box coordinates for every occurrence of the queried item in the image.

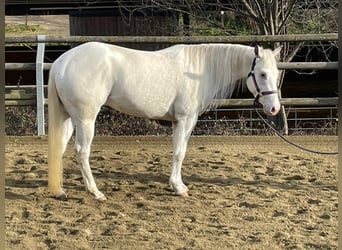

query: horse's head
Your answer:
[246,45,282,116]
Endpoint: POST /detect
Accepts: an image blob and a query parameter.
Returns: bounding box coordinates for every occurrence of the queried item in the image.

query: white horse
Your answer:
[48,42,281,200]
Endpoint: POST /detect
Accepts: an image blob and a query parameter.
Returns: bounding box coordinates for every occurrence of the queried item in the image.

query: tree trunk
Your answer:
[183,13,190,36]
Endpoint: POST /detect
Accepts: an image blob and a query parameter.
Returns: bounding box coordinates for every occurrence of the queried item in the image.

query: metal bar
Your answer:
[36,35,46,136]
[197,106,337,134]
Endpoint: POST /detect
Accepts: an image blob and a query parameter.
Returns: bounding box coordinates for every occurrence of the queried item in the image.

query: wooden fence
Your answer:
[4,33,337,44]
[5,34,338,135]
[4,86,338,107]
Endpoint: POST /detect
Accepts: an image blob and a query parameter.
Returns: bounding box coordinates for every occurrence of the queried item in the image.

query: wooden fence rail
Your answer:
[5,87,338,107]
[5,33,338,44]
[5,61,339,71]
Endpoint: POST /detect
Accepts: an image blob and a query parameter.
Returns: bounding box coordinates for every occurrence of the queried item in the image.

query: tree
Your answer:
[117,0,338,134]
[223,0,338,134]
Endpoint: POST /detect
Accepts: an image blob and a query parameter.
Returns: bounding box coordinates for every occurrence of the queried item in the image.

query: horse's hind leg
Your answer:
[57,118,74,199]
[62,118,74,154]
[74,118,106,201]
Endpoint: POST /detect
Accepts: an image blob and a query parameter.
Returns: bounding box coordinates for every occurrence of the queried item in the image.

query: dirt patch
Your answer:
[5,136,337,249]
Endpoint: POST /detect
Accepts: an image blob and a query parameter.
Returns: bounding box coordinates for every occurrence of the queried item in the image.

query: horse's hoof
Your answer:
[95,195,107,202]
[55,192,68,201]
[177,191,189,197]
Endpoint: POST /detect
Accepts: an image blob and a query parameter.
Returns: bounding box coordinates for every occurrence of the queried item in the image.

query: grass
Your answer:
[5,23,45,36]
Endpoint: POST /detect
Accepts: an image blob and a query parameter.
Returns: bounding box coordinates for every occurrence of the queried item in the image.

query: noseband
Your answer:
[247,58,278,103]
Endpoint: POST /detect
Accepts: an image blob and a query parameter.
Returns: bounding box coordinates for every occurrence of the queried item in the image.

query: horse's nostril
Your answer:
[271,107,276,114]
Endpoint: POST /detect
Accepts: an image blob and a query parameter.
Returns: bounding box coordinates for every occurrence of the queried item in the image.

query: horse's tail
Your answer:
[48,66,68,197]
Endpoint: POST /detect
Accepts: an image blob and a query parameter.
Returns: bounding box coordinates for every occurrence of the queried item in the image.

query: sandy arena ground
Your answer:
[5,135,337,249]
[5,14,338,249]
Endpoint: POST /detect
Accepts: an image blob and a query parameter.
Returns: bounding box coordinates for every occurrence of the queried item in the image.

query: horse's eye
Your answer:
[260,72,267,79]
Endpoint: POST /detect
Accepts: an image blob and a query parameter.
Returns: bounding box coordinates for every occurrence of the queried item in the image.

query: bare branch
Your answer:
[276,0,296,34]
[272,0,279,33]
[285,42,305,62]
[240,0,258,20]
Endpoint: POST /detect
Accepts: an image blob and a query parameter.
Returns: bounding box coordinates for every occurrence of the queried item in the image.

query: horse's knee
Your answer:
[173,151,185,163]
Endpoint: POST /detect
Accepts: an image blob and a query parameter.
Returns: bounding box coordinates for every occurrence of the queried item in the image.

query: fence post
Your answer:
[36,35,46,136]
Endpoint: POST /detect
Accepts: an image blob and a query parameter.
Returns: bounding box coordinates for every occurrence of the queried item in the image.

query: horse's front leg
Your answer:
[170,114,198,196]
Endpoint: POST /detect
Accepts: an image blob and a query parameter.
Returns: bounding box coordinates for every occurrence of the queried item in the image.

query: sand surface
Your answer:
[5,136,337,249]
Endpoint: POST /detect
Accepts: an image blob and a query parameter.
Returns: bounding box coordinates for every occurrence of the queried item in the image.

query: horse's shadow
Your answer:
[92,168,332,193]
[5,165,334,201]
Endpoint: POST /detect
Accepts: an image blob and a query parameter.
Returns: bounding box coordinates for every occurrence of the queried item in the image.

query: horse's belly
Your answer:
[105,94,174,121]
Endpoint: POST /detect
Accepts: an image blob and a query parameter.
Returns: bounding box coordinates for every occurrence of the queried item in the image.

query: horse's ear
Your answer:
[273,46,282,60]
[254,45,262,58]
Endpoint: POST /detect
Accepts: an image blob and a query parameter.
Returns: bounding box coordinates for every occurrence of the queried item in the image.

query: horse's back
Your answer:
[50,42,185,120]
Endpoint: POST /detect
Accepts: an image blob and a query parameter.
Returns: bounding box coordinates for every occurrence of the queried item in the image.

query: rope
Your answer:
[253,100,338,155]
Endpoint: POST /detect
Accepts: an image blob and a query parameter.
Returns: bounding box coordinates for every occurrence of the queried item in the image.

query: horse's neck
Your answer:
[222,44,255,81]
[204,44,255,96]
[181,44,255,111]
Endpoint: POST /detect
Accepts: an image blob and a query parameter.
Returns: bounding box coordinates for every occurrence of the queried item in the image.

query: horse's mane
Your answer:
[172,44,255,111]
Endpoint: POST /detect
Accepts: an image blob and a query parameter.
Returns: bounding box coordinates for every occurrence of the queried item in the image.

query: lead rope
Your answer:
[253,99,338,155]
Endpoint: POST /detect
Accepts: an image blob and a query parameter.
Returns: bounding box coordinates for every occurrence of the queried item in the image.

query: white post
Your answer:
[36,35,46,136]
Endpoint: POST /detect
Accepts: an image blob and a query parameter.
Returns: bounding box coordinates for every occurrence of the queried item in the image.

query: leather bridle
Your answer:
[247,57,278,104]
[248,57,337,155]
